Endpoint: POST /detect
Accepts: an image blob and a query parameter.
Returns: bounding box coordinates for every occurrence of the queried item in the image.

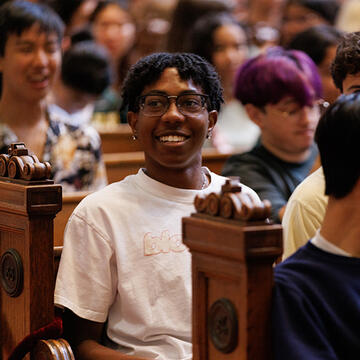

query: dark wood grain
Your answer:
[0,179,62,360]
[183,191,283,359]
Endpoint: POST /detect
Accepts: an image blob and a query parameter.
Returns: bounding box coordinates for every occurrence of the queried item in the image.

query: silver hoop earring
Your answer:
[206,132,212,139]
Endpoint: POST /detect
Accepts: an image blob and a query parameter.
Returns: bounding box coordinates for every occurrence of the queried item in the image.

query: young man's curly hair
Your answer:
[121,52,224,114]
[331,32,360,92]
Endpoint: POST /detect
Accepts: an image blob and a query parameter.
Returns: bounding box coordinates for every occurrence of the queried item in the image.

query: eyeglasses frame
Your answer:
[137,93,210,117]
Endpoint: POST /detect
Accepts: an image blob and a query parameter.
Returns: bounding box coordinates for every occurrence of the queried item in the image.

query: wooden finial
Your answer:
[194,177,271,222]
[0,142,52,181]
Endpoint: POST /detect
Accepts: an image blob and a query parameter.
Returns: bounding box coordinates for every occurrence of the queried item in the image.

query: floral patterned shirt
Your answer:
[0,111,108,192]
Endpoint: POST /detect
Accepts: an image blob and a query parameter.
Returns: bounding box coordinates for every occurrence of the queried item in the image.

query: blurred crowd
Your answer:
[10,0,356,151]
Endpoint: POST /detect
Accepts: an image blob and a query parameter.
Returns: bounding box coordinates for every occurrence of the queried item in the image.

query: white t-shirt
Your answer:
[311,229,351,257]
[282,167,328,259]
[55,168,259,359]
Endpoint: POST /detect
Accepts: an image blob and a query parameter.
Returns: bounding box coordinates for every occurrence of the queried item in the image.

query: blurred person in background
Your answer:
[90,0,136,126]
[222,47,323,223]
[128,0,177,64]
[165,0,232,53]
[48,40,112,127]
[0,1,107,192]
[188,11,260,153]
[54,0,98,45]
[280,0,339,46]
[288,24,343,105]
[282,30,360,259]
[336,0,360,33]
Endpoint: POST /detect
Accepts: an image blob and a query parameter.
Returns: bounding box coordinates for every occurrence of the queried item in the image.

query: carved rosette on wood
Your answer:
[194,177,271,221]
[191,177,276,356]
[0,142,51,181]
[0,248,23,297]
[0,142,54,300]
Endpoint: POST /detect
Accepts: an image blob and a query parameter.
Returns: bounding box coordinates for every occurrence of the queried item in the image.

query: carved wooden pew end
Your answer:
[0,143,76,359]
[183,177,283,359]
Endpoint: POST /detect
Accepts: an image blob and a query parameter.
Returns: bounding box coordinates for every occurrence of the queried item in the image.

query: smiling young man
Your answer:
[55,53,260,359]
[222,47,322,223]
[0,1,107,192]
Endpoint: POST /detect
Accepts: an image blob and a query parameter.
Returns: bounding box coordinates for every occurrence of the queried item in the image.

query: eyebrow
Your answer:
[278,98,298,106]
[142,90,203,96]
[346,85,360,93]
[15,39,33,45]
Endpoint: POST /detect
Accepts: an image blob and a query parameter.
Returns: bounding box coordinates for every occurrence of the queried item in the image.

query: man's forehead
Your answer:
[343,73,360,95]
[9,24,59,42]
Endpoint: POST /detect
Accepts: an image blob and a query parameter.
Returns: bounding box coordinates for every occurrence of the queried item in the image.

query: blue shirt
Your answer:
[272,242,360,359]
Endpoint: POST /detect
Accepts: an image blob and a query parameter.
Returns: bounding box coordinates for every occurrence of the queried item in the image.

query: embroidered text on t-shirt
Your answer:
[144,230,187,256]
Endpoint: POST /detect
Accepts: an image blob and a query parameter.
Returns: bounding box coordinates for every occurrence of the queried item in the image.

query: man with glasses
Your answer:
[283,31,360,258]
[222,47,322,223]
[272,92,360,359]
[55,52,260,359]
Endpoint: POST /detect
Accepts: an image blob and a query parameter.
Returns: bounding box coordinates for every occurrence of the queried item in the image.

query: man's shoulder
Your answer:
[74,176,136,213]
[222,144,271,176]
[227,144,268,162]
[287,167,327,210]
[274,245,314,288]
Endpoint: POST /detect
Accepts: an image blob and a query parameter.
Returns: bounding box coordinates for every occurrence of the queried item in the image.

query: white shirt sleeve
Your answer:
[54,210,118,322]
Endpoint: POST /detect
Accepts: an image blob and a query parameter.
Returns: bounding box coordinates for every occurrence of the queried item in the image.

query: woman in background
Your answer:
[90,0,136,125]
[189,12,260,153]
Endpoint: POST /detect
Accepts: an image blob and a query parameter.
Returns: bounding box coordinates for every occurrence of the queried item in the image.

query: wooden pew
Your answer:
[182,179,283,359]
[0,144,74,359]
[104,148,232,184]
[99,124,143,153]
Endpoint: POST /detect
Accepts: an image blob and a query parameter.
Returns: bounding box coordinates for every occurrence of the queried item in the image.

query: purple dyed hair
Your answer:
[234,46,322,108]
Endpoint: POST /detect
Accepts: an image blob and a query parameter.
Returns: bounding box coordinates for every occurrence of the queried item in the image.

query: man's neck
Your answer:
[321,184,360,257]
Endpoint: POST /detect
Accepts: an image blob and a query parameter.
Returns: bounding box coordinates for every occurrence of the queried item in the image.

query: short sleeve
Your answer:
[55,210,117,322]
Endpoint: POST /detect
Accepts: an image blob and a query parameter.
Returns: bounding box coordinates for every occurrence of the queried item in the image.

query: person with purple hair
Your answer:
[221,47,324,223]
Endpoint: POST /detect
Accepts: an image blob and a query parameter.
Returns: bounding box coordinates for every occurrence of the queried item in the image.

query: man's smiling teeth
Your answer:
[159,135,186,142]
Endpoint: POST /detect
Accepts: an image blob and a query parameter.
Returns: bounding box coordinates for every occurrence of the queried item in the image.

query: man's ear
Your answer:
[127,111,138,137]
[207,110,218,135]
[244,104,265,128]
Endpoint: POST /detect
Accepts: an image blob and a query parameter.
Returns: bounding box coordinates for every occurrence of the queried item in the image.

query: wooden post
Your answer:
[0,143,62,360]
[182,179,282,359]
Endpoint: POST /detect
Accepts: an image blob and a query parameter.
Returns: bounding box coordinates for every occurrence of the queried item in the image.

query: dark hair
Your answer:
[315,92,360,198]
[331,32,360,92]
[234,46,322,108]
[122,52,224,113]
[188,12,247,64]
[89,0,128,23]
[70,26,94,45]
[288,24,342,65]
[285,0,340,25]
[61,41,112,96]
[165,0,232,53]
[0,0,64,56]
[55,0,84,26]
